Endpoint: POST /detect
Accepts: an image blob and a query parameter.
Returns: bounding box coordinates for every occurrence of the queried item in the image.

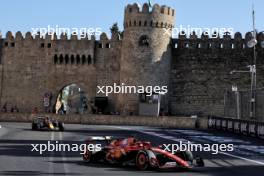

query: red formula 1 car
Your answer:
[82,136,204,171]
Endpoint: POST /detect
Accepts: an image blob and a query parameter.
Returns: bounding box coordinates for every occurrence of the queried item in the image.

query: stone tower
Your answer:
[118,3,175,114]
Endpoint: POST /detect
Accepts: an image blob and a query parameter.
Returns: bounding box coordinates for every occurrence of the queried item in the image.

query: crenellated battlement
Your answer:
[125,3,175,16]
[2,31,121,42]
[172,31,264,49]
[1,31,122,52]
[124,3,175,29]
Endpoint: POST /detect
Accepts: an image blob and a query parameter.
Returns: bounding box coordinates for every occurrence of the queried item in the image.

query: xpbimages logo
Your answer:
[31,25,102,38]
[31,141,101,155]
[163,24,234,37]
[162,142,234,155]
[97,83,168,96]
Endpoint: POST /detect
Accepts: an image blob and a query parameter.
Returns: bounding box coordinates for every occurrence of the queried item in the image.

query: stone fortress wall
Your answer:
[118,3,175,114]
[0,2,264,118]
[0,31,121,113]
[170,32,264,120]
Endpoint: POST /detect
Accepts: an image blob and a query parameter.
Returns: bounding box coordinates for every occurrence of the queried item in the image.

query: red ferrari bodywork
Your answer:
[83,137,203,171]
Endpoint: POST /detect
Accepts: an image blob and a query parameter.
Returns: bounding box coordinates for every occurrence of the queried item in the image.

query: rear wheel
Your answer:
[31,123,36,130]
[58,122,65,131]
[136,151,149,171]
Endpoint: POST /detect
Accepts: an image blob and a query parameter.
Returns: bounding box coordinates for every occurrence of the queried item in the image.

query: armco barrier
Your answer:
[208,116,264,139]
[0,113,209,129]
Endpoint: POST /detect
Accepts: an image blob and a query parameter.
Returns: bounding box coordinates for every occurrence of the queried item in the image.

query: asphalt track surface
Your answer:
[0,122,264,176]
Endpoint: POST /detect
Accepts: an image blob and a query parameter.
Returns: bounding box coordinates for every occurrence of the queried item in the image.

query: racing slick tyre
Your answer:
[183,150,194,162]
[58,122,65,131]
[83,150,92,163]
[31,123,36,130]
[36,123,41,130]
[52,121,59,128]
[136,150,150,171]
[175,150,194,162]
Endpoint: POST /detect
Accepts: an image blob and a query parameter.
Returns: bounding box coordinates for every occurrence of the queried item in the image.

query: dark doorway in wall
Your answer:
[94,97,108,114]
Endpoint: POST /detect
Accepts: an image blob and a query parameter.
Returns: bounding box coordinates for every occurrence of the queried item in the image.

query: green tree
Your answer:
[110,23,120,34]
[110,23,123,38]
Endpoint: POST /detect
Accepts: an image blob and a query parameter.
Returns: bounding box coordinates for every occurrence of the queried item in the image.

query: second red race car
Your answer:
[82,136,204,171]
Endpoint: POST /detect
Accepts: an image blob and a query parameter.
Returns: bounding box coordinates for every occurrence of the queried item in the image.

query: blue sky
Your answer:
[0,0,263,38]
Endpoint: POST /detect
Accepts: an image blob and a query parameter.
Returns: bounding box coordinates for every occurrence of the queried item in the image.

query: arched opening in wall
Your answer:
[70,55,75,64]
[144,21,147,26]
[54,54,58,64]
[81,55,86,65]
[65,55,69,64]
[76,55,80,64]
[59,54,63,64]
[54,84,89,114]
[139,21,142,26]
[134,21,137,26]
[105,43,111,48]
[88,55,92,65]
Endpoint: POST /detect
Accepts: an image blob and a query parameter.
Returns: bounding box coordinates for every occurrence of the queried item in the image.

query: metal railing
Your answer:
[208,116,264,139]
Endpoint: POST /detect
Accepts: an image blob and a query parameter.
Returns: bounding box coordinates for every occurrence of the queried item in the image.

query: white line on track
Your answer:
[219,152,264,165]
[59,132,70,174]
[48,132,55,175]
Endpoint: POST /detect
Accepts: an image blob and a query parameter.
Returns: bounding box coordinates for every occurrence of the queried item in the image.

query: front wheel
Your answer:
[175,150,194,162]
[36,123,41,130]
[136,151,149,171]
